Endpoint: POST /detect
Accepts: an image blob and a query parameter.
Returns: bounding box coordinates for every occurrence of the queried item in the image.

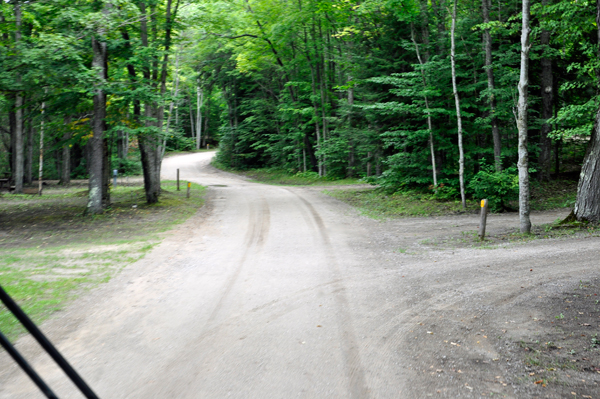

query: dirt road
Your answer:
[1,152,598,398]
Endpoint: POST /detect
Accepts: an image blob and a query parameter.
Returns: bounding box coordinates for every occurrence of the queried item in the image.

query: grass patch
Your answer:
[0,267,88,340]
[0,179,206,340]
[324,188,478,219]
[418,222,600,249]
[0,180,205,249]
[322,178,578,220]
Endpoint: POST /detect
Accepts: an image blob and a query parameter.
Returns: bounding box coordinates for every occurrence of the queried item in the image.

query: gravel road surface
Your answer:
[1,151,598,398]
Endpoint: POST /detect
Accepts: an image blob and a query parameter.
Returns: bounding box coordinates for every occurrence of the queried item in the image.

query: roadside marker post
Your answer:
[113,169,118,188]
[478,199,489,240]
[187,182,191,198]
[177,169,180,191]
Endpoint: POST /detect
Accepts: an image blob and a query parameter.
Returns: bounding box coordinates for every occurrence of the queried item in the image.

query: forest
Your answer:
[1,0,599,225]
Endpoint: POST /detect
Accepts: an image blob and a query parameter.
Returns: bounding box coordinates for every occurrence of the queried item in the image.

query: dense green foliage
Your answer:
[190,0,596,198]
[0,0,212,186]
[468,165,519,212]
[0,0,597,204]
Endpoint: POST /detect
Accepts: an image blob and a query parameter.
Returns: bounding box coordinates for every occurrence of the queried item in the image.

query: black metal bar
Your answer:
[0,285,99,399]
[0,329,59,399]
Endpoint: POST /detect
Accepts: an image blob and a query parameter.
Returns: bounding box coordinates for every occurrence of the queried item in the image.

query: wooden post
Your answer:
[478,199,489,240]
[186,182,191,198]
[177,169,180,191]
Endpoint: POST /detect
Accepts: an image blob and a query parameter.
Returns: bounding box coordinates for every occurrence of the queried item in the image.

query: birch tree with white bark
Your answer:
[516,0,532,233]
[450,0,466,209]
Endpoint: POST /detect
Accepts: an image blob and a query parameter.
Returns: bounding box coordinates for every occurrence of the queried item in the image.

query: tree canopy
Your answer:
[1,0,599,219]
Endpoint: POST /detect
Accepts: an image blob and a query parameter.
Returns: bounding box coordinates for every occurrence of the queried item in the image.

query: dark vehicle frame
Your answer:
[0,285,99,398]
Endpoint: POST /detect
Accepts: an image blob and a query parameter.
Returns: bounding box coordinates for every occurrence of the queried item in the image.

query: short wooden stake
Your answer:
[186,182,191,198]
[478,199,489,240]
[177,169,180,191]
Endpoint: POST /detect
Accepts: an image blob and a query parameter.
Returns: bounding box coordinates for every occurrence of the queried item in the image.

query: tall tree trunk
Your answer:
[304,28,323,176]
[137,0,178,203]
[304,131,318,171]
[314,20,328,176]
[138,2,161,203]
[574,108,600,222]
[102,137,110,207]
[138,1,158,203]
[25,118,33,184]
[189,96,195,140]
[38,96,45,196]
[117,129,126,159]
[87,33,108,214]
[572,0,600,222]
[196,81,202,150]
[13,96,23,193]
[347,71,355,178]
[60,116,71,185]
[450,1,466,209]
[597,0,600,89]
[203,96,210,147]
[314,113,322,177]
[140,105,162,204]
[119,29,136,164]
[13,2,23,193]
[517,0,532,233]
[8,98,15,179]
[482,0,502,171]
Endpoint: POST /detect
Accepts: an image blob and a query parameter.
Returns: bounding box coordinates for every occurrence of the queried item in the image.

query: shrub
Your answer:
[468,165,518,212]
[432,183,459,201]
[294,170,320,179]
[113,157,142,176]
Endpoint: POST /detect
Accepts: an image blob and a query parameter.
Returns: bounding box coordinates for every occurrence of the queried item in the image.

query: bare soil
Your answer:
[0,152,598,398]
[0,179,201,250]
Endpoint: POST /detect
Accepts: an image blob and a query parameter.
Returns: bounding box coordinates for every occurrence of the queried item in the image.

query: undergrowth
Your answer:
[325,188,479,219]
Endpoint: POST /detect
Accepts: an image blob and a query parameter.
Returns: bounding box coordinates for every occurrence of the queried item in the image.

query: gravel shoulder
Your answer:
[1,152,598,398]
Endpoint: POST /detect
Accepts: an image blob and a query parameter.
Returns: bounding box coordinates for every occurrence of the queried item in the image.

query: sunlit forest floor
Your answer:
[0,180,206,340]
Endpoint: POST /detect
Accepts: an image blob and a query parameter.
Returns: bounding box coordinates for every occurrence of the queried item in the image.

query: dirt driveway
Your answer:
[1,152,598,398]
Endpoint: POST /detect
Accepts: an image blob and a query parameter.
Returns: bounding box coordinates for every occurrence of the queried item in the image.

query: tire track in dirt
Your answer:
[351,245,599,396]
[204,194,270,326]
[289,189,369,399]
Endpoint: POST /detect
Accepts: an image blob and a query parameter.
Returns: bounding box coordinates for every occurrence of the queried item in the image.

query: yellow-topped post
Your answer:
[478,199,489,240]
